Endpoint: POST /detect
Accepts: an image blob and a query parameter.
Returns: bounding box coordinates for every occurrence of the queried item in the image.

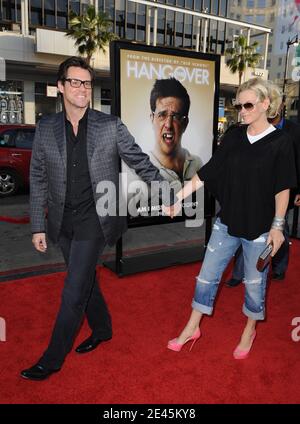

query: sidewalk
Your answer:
[0,194,205,278]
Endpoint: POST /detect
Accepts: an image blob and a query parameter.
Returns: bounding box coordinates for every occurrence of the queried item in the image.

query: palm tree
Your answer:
[225,35,262,86]
[66,5,118,65]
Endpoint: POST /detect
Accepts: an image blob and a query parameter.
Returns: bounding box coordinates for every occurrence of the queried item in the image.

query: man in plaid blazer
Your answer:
[21,56,172,381]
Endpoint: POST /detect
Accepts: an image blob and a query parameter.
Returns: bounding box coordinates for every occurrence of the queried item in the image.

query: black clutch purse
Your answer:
[256,244,273,272]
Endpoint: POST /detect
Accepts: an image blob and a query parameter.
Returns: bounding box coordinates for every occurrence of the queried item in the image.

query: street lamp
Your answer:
[283,35,299,98]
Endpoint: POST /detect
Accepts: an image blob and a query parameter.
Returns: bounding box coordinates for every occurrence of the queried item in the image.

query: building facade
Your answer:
[228,0,300,120]
[0,0,270,125]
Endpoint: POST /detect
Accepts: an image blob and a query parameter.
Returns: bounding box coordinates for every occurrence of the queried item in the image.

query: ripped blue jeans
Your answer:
[192,218,269,320]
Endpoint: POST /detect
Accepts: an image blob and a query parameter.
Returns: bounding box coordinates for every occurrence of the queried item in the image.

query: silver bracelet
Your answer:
[271,216,285,231]
[271,225,284,231]
[271,221,284,231]
[273,216,285,223]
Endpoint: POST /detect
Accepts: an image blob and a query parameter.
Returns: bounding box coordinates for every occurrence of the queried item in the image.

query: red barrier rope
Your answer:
[0,216,30,224]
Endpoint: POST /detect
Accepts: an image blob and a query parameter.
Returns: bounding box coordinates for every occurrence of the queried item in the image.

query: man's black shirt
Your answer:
[61,109,103,240]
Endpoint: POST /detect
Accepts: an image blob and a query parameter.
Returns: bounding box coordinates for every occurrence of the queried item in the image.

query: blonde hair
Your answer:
[236,78,282,119]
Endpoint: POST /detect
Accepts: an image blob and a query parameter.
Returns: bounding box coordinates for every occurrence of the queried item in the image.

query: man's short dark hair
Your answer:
[56,56,95,84]
[150,78,190,116]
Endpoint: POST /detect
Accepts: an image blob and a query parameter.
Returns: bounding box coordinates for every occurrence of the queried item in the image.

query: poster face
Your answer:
[113,43,219,226]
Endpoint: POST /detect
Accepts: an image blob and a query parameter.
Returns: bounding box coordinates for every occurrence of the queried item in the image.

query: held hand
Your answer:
[162,200,182,218]
[267,229,284,257]
[32,233,47,253]
[294,194,300,207]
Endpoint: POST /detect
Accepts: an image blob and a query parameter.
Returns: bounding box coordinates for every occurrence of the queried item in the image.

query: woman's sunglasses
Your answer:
[234,100,259,112]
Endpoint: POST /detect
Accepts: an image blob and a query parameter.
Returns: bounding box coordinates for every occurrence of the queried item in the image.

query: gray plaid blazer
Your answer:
[30,109,164,246]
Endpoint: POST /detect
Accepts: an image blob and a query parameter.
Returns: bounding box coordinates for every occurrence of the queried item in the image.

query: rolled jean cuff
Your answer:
[192,299,213,315]
[243,304,265,321]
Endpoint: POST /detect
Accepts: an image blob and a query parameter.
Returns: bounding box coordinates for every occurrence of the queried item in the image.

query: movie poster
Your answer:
[113,43,219,225]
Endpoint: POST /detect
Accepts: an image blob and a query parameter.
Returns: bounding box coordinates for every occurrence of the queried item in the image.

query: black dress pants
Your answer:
[39,234,112,369]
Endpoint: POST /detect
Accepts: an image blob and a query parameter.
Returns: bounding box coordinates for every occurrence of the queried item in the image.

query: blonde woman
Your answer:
[164,78,297,358]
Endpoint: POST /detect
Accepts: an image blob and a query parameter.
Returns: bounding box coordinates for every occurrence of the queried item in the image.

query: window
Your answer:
[185,0,193,9]
[245,15,254,23]
[107,1,115,19]
[183,13,193,48]
[268,44,272,53]
[281,26,285,34]
[257,0,266,7]
[267,59,271,67]
[247,0,254,7]
[116,0,125,38]
[156,8,166,45]
[175,11,184,47]
[136,4,146,42]
[56,0,67,29]
[166,10,175,46]
[101,89,111,106]
[0,81,23,124]
[270,13,274,22]
[209,19,218,53]
[30,0,43,26]
[280,41,284,49]
[15,130,35,149]
[291,99,299,111]
[0,130,14,147]
[35,82,57,121]
[98,0,104,12]
[278,57,282,66]
[219,0,227,16]
[44,0,55,27]
[126,1,136,40]
[211,0,219,14]
[69,0,80,15]
[2,0,21,21]
[277,72,281,79]
[202,0,211,12]
[194,0,201,10]
[256,15,265,24]
[127,1,136,26]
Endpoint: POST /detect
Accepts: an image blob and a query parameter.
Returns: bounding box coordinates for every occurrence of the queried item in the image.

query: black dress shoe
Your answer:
[20,363,60,381]
[225,278,242,288]
[75,334,112,354]
[272,272,285,281]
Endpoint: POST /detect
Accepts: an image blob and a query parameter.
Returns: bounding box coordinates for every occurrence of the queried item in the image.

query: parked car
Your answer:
[0,124,36,197]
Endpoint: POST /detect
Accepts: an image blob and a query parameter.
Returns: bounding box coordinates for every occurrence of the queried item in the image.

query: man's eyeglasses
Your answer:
[64,78,93,89]
[152,111,187,123]
[234,100,259,112]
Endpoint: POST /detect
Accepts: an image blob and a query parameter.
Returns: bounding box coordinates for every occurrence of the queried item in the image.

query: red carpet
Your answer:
[0,241,300,404]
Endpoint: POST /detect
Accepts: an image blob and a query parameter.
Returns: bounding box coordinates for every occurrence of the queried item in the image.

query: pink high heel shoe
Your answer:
[233,331,256,359]
[167,328,201,352]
